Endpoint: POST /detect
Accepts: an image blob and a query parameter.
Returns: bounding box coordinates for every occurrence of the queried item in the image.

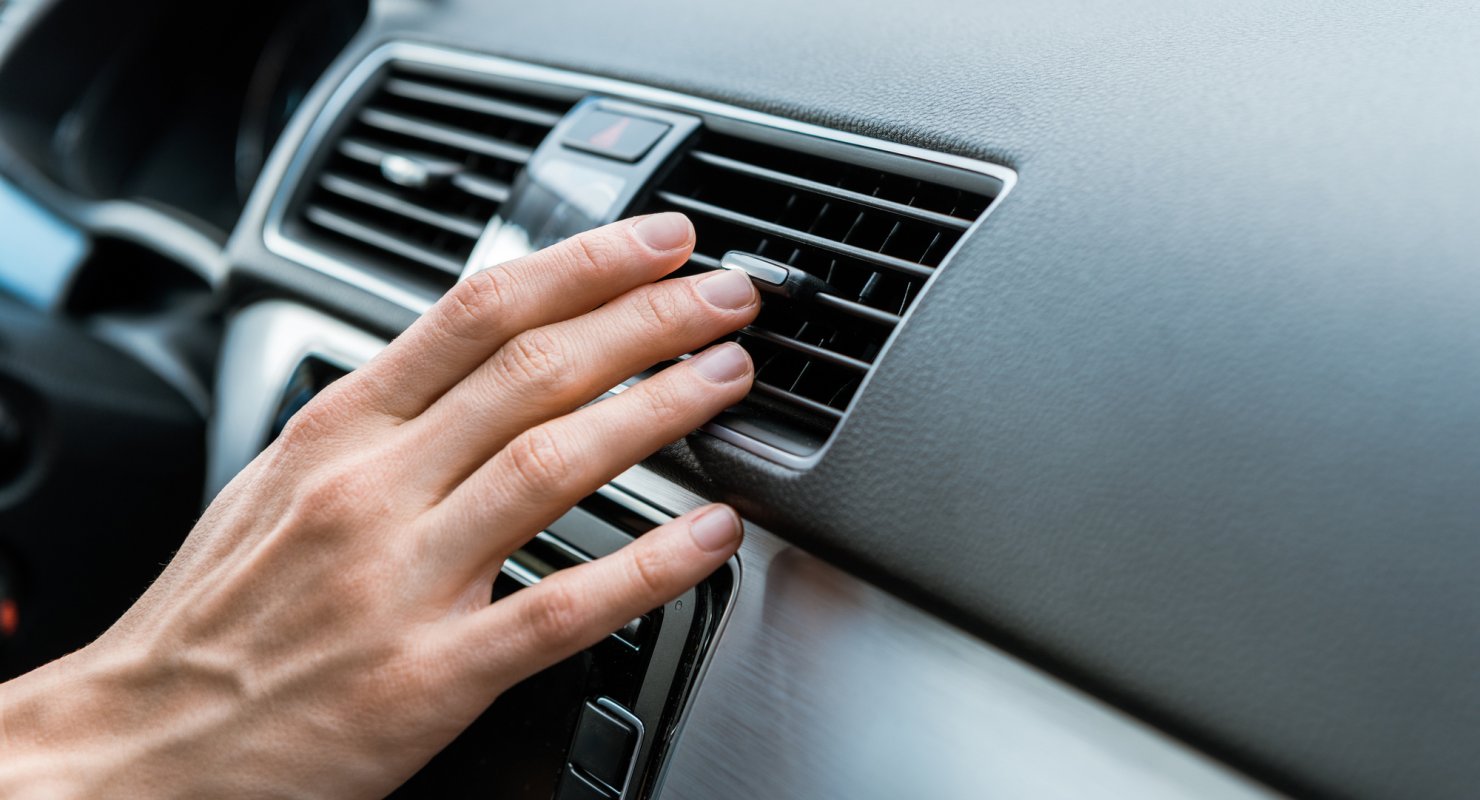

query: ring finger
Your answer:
[420,341,754,574]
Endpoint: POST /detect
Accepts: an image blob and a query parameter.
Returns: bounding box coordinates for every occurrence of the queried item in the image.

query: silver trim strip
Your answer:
[261,41,1018,469]
[497,558,541,588]
[592,697,648,800]
[499,531,595,587]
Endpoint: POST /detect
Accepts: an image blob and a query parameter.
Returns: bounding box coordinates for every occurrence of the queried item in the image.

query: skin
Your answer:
[0,212,759,799]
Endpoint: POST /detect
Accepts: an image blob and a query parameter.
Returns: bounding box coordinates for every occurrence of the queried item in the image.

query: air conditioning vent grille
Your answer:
[293,68,572,286]
[642,130,1001,451]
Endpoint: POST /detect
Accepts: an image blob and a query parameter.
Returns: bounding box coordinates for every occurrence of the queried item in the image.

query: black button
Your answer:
[555,766,617,800]
[568,699,638,791]
[562,110,671,162]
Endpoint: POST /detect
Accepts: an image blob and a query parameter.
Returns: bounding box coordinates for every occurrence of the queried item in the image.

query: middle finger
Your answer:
[402,267,759,491]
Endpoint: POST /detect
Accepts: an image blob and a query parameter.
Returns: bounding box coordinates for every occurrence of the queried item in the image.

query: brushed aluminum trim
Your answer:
[260,41,1018,469]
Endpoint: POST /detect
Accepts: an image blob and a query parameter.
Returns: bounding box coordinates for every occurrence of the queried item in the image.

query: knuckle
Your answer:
[497,328,571,392]
[506,427,574,492]
[443,268,513,334]
[274,411,319,453]
[542,231,622,284]
[275,394,341,452]
[291,464,375,528]
[566,232,620,276]
[265,378,400,471]
[524,581,583,645]
[628,546,671,599]
[640,378,691,427]
[634,285,691,334]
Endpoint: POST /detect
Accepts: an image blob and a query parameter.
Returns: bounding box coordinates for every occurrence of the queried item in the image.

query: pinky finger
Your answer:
[448,504,742,688]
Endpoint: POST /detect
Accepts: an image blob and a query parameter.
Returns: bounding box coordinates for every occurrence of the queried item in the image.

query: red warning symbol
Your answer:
[588,116,631,150]
[0,598,17,637]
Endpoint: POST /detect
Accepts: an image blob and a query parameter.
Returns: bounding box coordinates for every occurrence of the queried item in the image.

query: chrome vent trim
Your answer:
[263,42,1016,467]
[295,68,570,286]
[266,50,577,307]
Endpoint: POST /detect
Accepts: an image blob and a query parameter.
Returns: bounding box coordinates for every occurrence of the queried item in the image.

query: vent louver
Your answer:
[642,131,1001,454]
[293,67,572,287]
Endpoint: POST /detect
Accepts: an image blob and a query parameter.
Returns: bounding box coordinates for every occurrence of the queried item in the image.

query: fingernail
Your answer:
[632,213,693,251]
[696,268,756,310]
[690,343,751,383]
[690,506,741,552]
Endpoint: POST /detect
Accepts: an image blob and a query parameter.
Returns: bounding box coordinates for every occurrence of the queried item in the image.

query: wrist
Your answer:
[0,649,105,798]
[0,641,225,799]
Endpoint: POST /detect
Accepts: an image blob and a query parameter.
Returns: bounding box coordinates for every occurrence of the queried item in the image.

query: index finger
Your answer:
[354,213,696,419]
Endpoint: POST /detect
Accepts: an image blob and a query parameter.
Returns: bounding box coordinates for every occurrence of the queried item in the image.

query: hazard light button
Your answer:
[562,110,672,162]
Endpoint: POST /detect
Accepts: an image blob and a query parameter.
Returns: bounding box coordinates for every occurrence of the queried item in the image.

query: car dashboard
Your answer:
[1,0,1477,798]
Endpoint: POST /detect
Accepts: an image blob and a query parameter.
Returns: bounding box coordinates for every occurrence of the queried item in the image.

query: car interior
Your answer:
[1,0,1476,797]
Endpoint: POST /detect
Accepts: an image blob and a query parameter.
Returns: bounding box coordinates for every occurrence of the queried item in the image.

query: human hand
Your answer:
[0,213,758,799]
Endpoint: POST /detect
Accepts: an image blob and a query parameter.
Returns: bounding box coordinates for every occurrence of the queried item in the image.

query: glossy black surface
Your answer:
[471,98,699,270]
[566,700,637,792]
[562,110,671,163]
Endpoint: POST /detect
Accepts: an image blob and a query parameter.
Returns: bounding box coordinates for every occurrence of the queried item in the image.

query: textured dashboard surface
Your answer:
[229,1,1480,797]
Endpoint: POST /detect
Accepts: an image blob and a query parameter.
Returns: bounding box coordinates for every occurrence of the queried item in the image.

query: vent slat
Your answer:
[338,137,395,166]
[291,68,570,289]
[812,292,904,327]
[358,108,535,164]
[691,150,974,231]
[656,191,934,281]
[688,252,902,328]
[687,252,722,270]
[451,173,512,204]
[304,206,466,276]
[740,327,871,372]
[639,128,999,451]
[337,138,513,205]
[337,138,458,172]
[751,380,848,421]
[382,78,565,128]
[319,174,486,239]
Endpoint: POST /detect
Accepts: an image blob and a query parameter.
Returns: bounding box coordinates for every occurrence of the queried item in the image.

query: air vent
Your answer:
[641,130,1003,455]
[292,66,572,287]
